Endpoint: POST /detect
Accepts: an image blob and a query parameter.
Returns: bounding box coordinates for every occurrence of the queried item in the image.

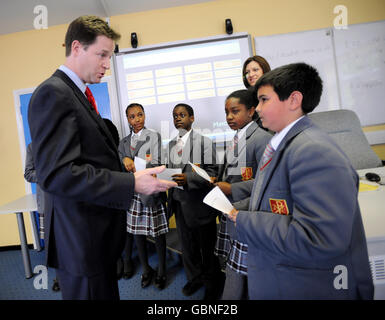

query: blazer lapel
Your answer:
[131,129,149,158]
[168,138,178,168]
[251,117,312,211]
[236,121,258,157]
[53,70,118,153]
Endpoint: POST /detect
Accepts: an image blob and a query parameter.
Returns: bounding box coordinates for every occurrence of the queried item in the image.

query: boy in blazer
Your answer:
[227,63,374,299]
[27,16,175,300]
[165,103,222,300]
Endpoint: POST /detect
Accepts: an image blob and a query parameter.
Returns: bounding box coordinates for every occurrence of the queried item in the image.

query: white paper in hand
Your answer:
[134,156,147,172]
[157,168,183,190]
[203,186,234,215]
[157,168,181,181]
[188,162,211,182]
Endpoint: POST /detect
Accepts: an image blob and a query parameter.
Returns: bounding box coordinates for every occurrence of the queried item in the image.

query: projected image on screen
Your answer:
[114,35,252,143]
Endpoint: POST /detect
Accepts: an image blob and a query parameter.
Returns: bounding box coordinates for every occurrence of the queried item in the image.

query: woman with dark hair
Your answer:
[242,56,271,130]
[242,55,271,88]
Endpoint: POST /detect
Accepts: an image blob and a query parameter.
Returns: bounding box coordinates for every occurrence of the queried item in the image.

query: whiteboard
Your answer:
[113,33,252,143]
[334,20,385,126]
[254,28,340,113]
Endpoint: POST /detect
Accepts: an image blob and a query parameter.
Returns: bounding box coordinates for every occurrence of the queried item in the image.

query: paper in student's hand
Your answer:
[157,168,183,190]
[188,162,212,182]
[157,168,181,181]
[134,157,147,172]
[203,186,235,215]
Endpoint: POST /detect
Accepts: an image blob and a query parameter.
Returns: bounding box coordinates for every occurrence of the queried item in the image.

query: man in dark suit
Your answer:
[165,103,223,300]
[28,15,175,300]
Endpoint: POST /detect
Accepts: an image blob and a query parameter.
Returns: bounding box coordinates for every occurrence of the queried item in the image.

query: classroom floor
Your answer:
[0,241,205,300]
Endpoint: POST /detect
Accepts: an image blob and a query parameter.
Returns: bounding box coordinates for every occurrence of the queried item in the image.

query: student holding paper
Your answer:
[165,103,223,300]
[227,63,373,299]
[118,103,168,290]
[215,89,271,299]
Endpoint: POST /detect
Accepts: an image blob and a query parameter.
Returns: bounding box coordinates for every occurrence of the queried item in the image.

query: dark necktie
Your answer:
[85,87,99,114]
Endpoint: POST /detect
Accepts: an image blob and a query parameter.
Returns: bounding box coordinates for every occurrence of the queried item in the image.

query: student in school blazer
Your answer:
[118,128,166,207]
[166,129,218,227]
[231,116,374,299]
[165,126,222,299]
[28,68,135,298]
[218,120,271,208]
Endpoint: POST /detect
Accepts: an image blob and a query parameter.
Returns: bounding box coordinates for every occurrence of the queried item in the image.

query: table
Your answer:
[356,166,385,300]
[357,167,385,240]
[0,194,40,279]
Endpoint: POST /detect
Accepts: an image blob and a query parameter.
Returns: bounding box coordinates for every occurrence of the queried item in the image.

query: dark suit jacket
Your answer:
[28,69,135,277]
[165,130,218,228]
[232,116,374,299]
[24,143,45,214]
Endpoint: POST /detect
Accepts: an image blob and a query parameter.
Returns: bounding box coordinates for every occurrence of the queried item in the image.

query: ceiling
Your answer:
[0,0,213,35]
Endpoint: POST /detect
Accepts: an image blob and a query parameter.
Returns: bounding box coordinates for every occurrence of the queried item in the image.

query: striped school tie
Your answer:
[176,137,184,156]
[233,133,239,148]
[260,142,274,171]
[130,134,139,150]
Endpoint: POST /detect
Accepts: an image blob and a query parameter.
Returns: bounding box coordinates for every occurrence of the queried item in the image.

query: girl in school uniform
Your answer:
[215,90,271,299]
[118,103,168,290]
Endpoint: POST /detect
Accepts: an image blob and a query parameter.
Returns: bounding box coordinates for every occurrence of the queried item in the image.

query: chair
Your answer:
[308,109,382,170]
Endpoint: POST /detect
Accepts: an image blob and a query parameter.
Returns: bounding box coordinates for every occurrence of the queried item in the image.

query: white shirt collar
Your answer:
[270,116,305,151]
[179,129,192,145]
[132,128,144,138]
[236,121,253,140]
[59,65,87,95]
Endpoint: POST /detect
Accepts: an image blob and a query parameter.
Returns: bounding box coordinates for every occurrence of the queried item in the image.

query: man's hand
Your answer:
[134,166,177,194]
[123,157,135,172]
[215,181,232,195]
[171,173,187,186]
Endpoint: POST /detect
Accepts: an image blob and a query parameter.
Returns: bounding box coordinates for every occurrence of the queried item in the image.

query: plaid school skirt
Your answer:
[127,193,169,237]
[215,214,248,275]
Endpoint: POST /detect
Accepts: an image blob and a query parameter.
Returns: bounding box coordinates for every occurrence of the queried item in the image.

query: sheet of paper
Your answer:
[134,156,147,172]
[203,186,234,215]
[359,181,379,192]
[188,161,212,182]
[157,168,183,190]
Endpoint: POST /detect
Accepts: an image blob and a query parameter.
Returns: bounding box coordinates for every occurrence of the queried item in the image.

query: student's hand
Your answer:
[123,157,136,173]
[134,166,177,194]
[172,173,187,186]
[210,177,217,184]
[215,181,232,195]
[227,208,239,223]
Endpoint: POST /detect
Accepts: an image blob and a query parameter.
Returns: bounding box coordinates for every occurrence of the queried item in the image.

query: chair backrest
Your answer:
[308,110,382,170]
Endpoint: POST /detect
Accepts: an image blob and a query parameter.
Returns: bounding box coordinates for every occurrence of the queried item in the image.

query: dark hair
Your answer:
[173,103,194,116]
[65,15,121,57]
[242,56,271,88]
[103,118,120,147]
[226,89,258,119]
[125,103,144,116]
[255,62,323,114]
